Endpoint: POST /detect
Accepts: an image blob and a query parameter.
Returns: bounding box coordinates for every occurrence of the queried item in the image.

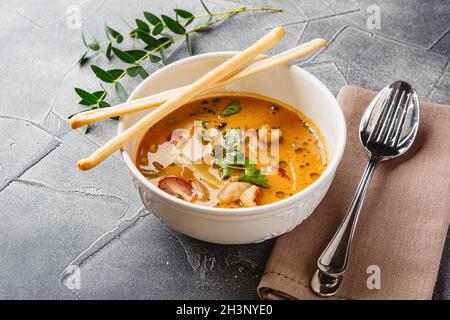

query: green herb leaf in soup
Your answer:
[222,128,244,164]
[214,128,244,179]
[221,101,241,117]
[215,160,231,179]
[239,160,270,188]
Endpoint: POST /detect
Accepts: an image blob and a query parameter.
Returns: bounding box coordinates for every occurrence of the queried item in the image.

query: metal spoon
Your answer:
[311,81,420,297]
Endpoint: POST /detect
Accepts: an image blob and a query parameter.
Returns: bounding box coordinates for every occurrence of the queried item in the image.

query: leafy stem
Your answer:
[80,6,281,63]
[133,10,239,64]
[74,2,282,130]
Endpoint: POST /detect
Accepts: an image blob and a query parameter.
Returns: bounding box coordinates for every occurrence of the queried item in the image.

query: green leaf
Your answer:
[92,90,106,101]
[144,11,162,25]
[185,34,193,56]
[223,128,244,164]
[115,82,128,101]
[78,50,89,65]
[88,40,100,51]
[239,169,269,188]
[152,22,164,36]
[126,66,143,77]
[194,16,212,30]
[81,33,100,50]
[98,100,110,108]
[239,160,270,188]
[139,68,149,79]
[185,16,195,27]
[221,101,241,117]
[149,54,161,63]
[215,139,244,178]
[216,160,231,179]
[74,88,98,105]
[81,33,88,47]
[78,90,106,106]
[91,65,115,83]
[108,69,124,81]
[159,47,168,65]
[174,9,194,19]
[126,49,147,61]
[137,30,160,49]
[111,47,136,64]
[129,28,138,38]
[105,42,113,60]
[79,99,94,106]
[158,36,173,48]
[135,18,150,33]
[105,25,124,43]
[213,128,248,179]
[200,0,212,15]
[127,66,148,79]
[161,14,186,34]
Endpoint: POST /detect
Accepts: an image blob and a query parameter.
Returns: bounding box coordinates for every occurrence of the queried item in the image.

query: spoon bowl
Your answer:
[360,81,420,160]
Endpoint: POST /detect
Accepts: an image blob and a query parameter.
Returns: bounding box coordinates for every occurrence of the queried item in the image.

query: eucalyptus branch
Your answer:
[81,6,281,57]
[73,1,282,130]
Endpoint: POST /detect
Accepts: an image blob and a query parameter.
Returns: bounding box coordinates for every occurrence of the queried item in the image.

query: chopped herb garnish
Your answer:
[239,160,269,188]
[221,101,241,117]
[214,128,243,178]
[222,128,244,163]
[216,159,231,179]
[213,127,270,188]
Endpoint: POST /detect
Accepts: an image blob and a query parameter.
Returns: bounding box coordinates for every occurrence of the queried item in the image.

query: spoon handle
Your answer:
[311,157,378,296]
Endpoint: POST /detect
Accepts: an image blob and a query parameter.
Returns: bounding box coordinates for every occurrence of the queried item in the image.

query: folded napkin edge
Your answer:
[257,270,350,300]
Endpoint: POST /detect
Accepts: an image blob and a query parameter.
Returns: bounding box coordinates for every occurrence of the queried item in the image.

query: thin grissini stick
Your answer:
[70,38,327,129]
[76,26,285,170]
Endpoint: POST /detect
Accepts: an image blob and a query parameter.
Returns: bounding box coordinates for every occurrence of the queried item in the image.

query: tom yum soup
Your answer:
[136,93,327,208]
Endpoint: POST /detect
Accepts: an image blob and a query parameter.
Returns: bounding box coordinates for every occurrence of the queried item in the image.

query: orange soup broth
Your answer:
[136,93,328,208]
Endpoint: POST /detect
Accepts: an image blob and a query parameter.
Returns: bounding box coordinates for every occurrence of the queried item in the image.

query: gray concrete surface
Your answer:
[0,0,449,299]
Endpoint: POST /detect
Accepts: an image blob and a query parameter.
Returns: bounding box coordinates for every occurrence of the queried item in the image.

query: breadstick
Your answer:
[70,38,326,129]
[76,26,285,170]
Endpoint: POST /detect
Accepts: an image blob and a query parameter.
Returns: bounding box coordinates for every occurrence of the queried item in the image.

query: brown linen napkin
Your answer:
[258,86,450,300]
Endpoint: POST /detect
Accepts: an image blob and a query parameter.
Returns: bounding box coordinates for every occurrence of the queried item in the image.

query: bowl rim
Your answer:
[119,51,347,217]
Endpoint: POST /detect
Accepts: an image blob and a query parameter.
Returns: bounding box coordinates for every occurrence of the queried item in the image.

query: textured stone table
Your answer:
[0,0,449,299]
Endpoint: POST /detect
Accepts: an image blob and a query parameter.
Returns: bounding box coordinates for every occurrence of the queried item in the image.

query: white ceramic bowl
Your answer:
[119,52,346,244]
